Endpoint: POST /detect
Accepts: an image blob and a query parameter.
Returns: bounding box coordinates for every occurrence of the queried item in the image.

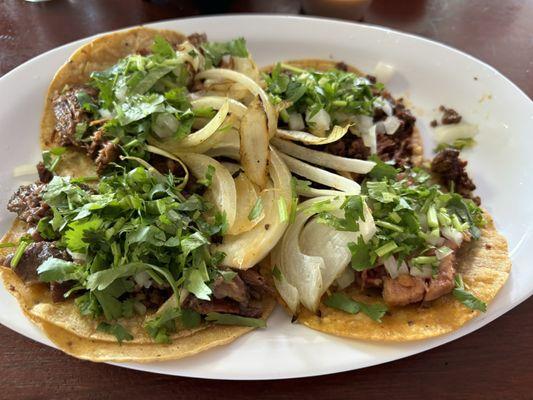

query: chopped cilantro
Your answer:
[324,292,388,322]
[201,38,249,68]
[453,274,487,312]
[205,312,266,328]
[97,322,133,343]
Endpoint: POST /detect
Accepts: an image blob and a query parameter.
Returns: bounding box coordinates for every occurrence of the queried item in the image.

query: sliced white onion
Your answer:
[296,186,347,198]
[306,108,331,137]
[383,256,399,279]
[215,149,292,270]
[239,98,270,188]
[335,267,355,290]
[288,113,305,131]
[272,137,376,174]
[441,226,464,247]
[271,242,300,313]
[351,114,374,135]
[382,115,402,135]
[176,152,237,231]
[227,173,264,235]
[278,152,361,194]
[434,122,478,144]
[176,41,204,72]
[232,56,261,83]
[373,62,395,84]
[276,124,350,145]
[362,125,377,154]
[143,145,190,189]
[13,164,37,177]
[191,96,247,119]
[195,68,277,138]
[221,161,241,175]
[374,97,393,116]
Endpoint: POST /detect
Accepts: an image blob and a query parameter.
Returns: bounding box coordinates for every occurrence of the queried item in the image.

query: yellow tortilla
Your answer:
[263,60,510,340]
[40,26,187,177]
[1,220,274,360]
[1,27,276,361]
[296,213,511,341]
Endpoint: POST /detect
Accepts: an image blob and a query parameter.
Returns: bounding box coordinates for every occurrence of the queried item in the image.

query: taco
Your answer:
[263,60,511,340]
[1,27,291,361]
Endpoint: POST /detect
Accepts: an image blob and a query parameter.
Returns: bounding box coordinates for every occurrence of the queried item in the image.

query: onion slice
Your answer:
[276,124,350,145]
[434,122,478,144]
[195,68,277,139]
[278,153,361,194]
[227,173,264,235]
[272,137,375,174]
[215,149,292,270]
[190,96,247,119]
[239,98,270,188]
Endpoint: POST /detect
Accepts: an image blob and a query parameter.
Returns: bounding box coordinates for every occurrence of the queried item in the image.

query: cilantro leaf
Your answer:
[151,35,176,59]
[64,217,103,253]
[201,38,249,68]
[97,322,133,343]
[185,269,212,301]
[205,312,266,328]
[368,155,397,180]
[453,274,487,312]
[324,292,387,322]
[348,237,372,271]
[37,258,82,283]
[197,165,216,187]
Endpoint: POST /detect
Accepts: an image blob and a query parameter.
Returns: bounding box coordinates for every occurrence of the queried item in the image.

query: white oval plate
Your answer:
[0,15,532,380]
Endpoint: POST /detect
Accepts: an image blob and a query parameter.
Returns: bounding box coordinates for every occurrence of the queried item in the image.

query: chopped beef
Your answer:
[4,241,70,285]
[335,61,348,71]
[50,281,75,303]
[52,85,98,147]
[366,74,377,84]
[212,274,249,304]
[439,105,462,125]
[357,266,386,289]
[95,141,119,174]
[238,269,275,296]
[424,253,455,302]
[36,161,53,184]
[187,33,207,47]
[7,183,50,224]
[323,136,370,161]
[382,275,426,306]
[136,287,172,310]
[150,153,186,176]
[431,148,479,203]
[430,119,438,128]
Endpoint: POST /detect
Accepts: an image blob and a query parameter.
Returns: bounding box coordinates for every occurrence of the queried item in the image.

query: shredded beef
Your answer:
[439,105,462,125]
[187,33,207,47]
[183,296,263,318]
[7,183,50,224]
[53,85,98,147]
[382,275,426,306]
[36,162,53,184]
[4,241,70,285]
[431,148,479,203]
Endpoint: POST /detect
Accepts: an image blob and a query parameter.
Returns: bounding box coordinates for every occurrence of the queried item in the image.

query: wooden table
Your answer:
[1,1,532,398]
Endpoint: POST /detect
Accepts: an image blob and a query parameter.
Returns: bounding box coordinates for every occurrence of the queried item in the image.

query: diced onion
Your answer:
[278,152,361,194]
[374,97,393,116]
[306,108,331,137]
[398,261,409,275]
[195,68,277,138]
[272,137,376,174]
[276,124,350,145]
[288,113,305,131]
[383,256,399,279]
[373,62,395,84]
[153,113,179,139]
[13,164,37,177]
[382,115,401,135]
[434,123,479,144]
[441,226,464,247]
[362,125,377,154]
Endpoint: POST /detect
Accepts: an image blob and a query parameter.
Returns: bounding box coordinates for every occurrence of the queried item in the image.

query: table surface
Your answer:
[1,0,532,399]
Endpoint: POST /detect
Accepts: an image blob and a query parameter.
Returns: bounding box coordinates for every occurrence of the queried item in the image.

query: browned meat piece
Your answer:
[335,61,348,71]
[36,161,53,183]
[439,105,462,125]
[212,274,249,304]
[87,129,105,159]
[50,281,75,302]
[357,266,386,289]
[150,153,187,176]
[136,287,172,310]
[4,241,70,285]
[183,295,240,315]
[424,253,456,302]
[95,141,119,174]
[323,135,370,161]
[431,148,479,203]
[430,119,438,127]
[238,269,275,296]
[382,275,426,306]
[187,33,208,47]
[7,183,50,224]
[52,86,97,146]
